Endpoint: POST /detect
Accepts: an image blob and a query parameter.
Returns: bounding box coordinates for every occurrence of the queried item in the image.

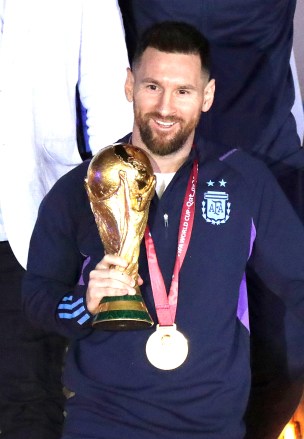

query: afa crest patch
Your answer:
[202,191,231,225]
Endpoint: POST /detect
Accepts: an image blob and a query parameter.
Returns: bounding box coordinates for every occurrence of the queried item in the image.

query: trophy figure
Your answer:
[85,143,156,330]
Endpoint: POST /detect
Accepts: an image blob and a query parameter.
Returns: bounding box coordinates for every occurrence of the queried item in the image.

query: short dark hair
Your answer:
[132,21,210,77]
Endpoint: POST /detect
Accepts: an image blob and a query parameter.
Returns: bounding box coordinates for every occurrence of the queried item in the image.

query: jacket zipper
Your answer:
[164,213,168,227]
[164,213,169,240]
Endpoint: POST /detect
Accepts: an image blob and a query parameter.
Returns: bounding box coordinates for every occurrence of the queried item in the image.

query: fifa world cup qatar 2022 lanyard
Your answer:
[145,160,198,370]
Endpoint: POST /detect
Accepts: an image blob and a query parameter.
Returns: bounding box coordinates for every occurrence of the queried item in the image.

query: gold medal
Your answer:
[146,324,188,370]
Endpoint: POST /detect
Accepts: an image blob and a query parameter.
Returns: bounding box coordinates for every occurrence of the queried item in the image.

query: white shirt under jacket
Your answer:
[0,0,133,267]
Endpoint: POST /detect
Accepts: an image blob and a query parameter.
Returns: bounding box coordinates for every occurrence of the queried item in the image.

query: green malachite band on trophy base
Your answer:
[92,294,154,331]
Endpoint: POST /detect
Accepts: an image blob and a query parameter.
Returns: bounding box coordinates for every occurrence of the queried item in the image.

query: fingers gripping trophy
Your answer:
[85,143,156,330]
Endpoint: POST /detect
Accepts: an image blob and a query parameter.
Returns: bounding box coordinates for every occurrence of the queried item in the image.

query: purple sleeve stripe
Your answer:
[237,220,257,331]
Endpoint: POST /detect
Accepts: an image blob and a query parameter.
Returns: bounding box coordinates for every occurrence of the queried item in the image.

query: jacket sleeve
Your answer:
[248,166,304,321]
[78,0,133,154]
[22,168,94,339]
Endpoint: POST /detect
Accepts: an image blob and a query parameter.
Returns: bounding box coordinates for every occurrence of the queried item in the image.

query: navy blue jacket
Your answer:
[23,139,304,438]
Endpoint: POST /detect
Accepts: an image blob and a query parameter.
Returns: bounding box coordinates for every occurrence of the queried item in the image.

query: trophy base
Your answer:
[92,294,154,331]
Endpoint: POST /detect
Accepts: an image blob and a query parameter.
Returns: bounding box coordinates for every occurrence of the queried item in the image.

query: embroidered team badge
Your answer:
[202,190,231,225]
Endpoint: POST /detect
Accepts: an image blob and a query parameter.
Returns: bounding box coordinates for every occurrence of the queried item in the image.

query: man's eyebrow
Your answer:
[177,84,197,90]
[141,77,197,90]
[141,77,161,84]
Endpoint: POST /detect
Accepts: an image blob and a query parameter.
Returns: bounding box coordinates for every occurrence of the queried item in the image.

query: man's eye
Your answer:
[147,84,158,91]
[178,89,189,95]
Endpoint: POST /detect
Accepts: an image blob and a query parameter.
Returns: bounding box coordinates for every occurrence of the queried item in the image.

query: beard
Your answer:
[134,107,200,157]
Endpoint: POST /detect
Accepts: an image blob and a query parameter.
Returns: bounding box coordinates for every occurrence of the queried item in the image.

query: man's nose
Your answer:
[156,91,175,116]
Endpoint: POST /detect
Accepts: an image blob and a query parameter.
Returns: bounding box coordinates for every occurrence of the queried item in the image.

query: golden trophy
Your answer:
[85,143,156,330]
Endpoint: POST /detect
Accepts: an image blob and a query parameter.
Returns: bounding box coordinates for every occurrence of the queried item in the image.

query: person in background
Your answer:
[23,21,304,439]
[118,2,304,437]
[0,1,132,437]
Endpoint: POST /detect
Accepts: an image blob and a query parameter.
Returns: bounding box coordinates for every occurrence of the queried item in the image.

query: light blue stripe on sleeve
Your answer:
[59,306,85,319]
[58,298,83,310]
[77,314,90,325]
[62,295,73,302]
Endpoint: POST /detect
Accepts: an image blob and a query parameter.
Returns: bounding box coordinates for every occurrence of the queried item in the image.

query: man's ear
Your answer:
[202,79,215,112]
[125,67,134,102]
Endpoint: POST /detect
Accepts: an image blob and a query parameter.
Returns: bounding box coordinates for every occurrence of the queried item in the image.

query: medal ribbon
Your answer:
[144,160,198,326]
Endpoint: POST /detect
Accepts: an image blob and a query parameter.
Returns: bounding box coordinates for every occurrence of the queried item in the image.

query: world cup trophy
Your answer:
[85,143,156,330]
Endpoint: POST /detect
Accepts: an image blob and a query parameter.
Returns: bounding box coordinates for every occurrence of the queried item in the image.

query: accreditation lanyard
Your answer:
[144,160,198,326]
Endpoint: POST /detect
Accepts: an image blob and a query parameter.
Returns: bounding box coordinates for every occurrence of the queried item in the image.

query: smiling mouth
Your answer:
[153,118,177,129]
[156,120,175,127]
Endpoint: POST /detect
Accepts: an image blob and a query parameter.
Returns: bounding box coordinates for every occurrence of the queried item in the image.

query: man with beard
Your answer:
[22,22,304,439]
[118,3,304,437]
